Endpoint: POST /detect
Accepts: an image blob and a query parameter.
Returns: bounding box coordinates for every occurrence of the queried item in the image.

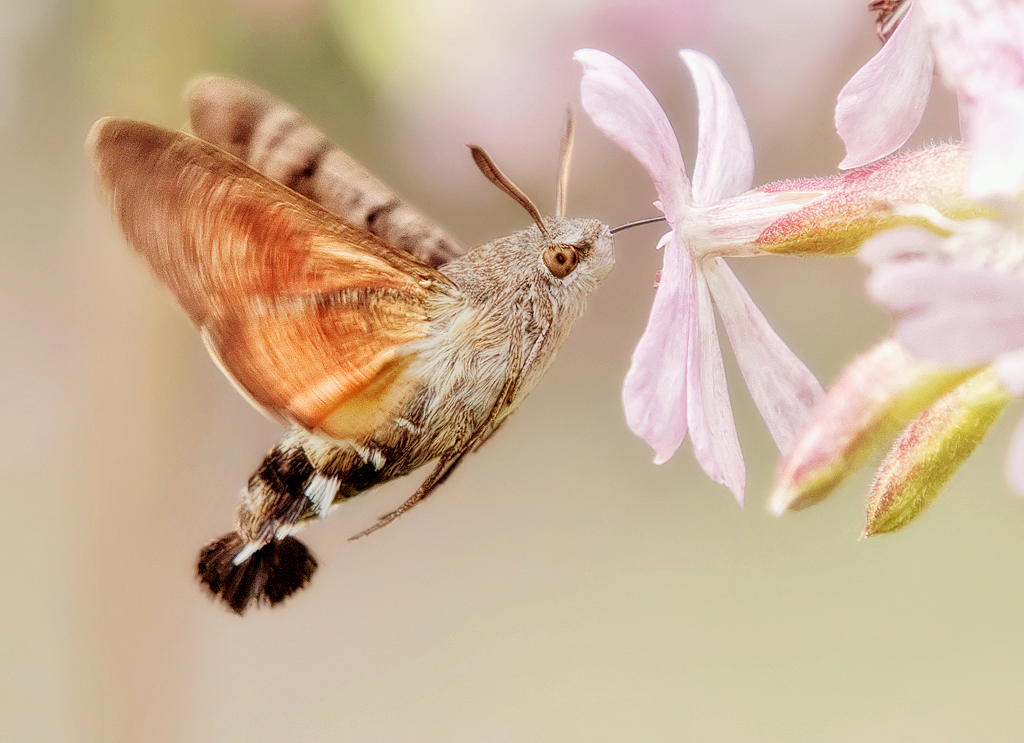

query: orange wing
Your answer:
[89,118,454,439]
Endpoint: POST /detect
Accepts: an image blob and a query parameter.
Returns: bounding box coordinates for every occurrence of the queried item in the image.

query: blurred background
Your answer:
[4,0,1022,740]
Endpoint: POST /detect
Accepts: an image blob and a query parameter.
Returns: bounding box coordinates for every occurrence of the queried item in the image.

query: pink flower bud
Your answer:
[863,369,1009,536]
[756,144,985,257]
[771,340,974,514]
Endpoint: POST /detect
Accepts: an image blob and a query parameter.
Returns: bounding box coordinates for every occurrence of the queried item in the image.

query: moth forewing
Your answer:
[87,117,448,436]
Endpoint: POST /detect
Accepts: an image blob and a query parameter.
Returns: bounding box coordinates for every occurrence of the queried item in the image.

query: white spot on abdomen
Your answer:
[304,473,341,517]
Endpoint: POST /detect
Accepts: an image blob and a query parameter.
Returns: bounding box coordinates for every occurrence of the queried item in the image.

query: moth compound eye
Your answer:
[543,244,579,279]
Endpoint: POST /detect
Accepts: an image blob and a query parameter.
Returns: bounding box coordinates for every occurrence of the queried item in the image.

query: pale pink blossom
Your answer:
[859,0,1024,494]
[780,0,1024,518]
[838,0,1024,201]
[918,0,1024,200]
[769,339,969,515]
[864,223,1024,494]
[575,48,824,503]
[836,1,934,169]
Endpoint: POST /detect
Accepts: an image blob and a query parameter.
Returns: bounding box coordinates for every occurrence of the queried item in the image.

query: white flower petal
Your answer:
[920,0,1024,199]
[966,92,1024,201]
[868,261,1024,365]
[705,258,824,455]
[836,3,934,169]
[686,269,745,503]
[680,49,755,206]
[576,49,692,214]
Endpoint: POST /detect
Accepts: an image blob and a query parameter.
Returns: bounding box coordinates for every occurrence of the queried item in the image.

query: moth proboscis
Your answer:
[88,76,615,614]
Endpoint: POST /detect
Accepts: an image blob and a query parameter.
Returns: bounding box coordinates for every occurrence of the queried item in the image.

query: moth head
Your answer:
[468,111,614,288]
[534,217,614,287]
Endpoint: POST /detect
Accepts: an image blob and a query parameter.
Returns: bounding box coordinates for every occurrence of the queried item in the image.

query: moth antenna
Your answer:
[555,106,576,218]
[469,144,549,237]
[610,215,667,235]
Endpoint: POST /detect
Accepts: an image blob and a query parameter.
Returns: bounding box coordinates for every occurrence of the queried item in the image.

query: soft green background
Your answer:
[5,0,1022,741]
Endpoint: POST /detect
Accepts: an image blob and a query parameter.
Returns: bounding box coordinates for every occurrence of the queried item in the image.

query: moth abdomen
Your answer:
[197,428,408,613]
[196,533,317,615]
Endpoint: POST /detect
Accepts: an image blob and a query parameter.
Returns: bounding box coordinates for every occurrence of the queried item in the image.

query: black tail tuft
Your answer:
[196,533,318,615]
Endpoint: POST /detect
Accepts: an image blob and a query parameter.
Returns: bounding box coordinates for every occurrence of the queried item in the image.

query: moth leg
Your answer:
[348,317,550,542]
[347,453,465,540]
[349,374,523,541]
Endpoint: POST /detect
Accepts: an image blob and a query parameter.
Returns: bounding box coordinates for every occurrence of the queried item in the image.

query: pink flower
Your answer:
[836,1,935,169]
[837,0,1024,201]
[777,0,1024,526]
[863,0,1024,348]
[862,0,1024,493]
[575,48,824,503]
[920,0,1024,201]
[864,224,1024,494]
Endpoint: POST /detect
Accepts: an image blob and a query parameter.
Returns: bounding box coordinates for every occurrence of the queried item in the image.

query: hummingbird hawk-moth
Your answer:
[88,76,615,614]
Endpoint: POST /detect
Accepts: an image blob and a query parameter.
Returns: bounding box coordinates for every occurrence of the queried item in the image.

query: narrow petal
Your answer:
[704,258,824,455]
[622,231,695,463]
[836,3,934,169]
[1004,414,1024,496]
[576,49,692,214]
[679,49,754,206]
[686,268,745,503]
[868,262,1024,365]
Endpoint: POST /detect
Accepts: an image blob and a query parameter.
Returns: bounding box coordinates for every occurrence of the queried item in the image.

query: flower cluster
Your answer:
[576,48,825,503]
[578,0,1024,534]
[773,0,1024,534]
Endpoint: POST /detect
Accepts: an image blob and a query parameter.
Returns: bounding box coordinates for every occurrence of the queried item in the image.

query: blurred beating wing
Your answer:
[187,75,465,268]
[89,118,456,440]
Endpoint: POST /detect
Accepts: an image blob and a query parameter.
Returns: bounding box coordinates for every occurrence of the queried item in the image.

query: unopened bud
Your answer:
[771,340,974,514]
[863,369,1009,537]
[755,144,987,257]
